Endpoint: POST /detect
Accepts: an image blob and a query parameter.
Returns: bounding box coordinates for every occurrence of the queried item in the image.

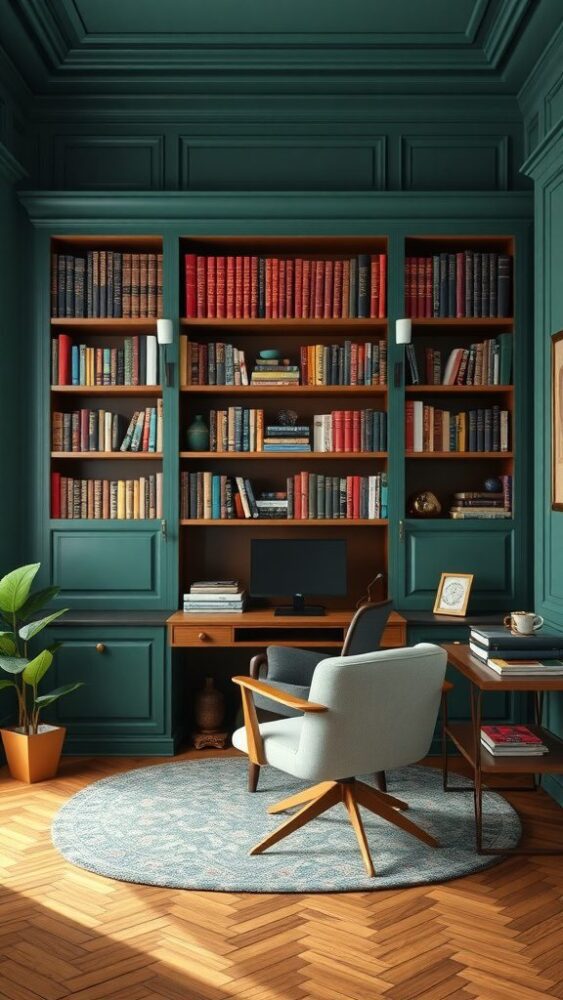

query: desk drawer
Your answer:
[172,626,232,646]
[381,623,407,648]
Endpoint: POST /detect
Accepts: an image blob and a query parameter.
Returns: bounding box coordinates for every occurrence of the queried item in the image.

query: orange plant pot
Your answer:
[0,724,66,783]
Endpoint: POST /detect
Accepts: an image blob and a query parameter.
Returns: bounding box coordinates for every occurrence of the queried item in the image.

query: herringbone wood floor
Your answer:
[0,750,561,1000]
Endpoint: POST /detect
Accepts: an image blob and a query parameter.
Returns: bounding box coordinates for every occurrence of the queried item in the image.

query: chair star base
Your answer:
[250,778,439,877]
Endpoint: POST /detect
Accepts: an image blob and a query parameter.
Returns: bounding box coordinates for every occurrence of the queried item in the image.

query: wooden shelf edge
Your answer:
[179,519,389,526]
[409,318,514,326]
[51,452,163,460]
[179,451,388,460]
[180,318,388,327]
[51,385,161,395]
[180,385,387,395]
[405,385,513,394]
[405,452,513,459]
[51,318,158,327]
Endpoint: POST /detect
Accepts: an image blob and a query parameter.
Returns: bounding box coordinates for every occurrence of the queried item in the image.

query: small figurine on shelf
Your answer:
[407,491,442,518]
[483,476,502,493]
[193,677,228,749]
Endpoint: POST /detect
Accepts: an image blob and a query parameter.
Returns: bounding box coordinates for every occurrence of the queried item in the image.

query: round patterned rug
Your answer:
[51,759,520,892]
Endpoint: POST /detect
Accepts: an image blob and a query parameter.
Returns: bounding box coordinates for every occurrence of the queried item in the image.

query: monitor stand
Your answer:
[274,594,325,617]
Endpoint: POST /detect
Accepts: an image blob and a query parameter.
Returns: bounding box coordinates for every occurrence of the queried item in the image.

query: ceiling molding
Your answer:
[518,17,563,110]
[483,0,531,66]
[19,189,534,227]
[520,117,563,177]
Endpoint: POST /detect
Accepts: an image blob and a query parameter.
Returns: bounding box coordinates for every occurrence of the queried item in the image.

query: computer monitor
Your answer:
[250,538,347,616]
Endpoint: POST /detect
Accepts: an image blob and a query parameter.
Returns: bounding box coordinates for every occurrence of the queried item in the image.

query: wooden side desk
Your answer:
[167,609,406,650]
[442,643,563,855]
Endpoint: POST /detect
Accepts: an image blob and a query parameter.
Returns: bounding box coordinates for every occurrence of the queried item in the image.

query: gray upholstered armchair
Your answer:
[247,600,393,792]
[233,643,448,876]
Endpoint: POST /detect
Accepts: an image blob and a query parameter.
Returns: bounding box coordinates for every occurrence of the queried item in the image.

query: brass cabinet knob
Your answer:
[198,632,208,641]
[96,643,106,654]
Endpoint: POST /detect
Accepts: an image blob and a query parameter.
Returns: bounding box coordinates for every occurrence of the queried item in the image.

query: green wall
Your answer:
[521,22,563,805]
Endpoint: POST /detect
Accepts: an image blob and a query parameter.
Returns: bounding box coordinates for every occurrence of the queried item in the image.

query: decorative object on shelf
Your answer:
[156,318,174,387]
[433,572,474,617]
[259,349,282,360]
[186,414,210,452]
[407,491,442,518]
[484,477,503,493]
[395,318,412,345]
[552,330,563,510]
[277,408,299,426]
[0,562,82,783]
[193,677,228,749]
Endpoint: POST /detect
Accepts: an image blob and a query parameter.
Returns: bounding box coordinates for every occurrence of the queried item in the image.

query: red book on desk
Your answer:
[481,725,542,745]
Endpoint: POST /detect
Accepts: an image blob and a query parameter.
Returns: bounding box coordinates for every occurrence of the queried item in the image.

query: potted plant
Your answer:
[0,563,82,783]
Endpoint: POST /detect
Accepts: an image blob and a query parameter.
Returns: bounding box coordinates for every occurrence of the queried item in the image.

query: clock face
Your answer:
[442,580,465,607]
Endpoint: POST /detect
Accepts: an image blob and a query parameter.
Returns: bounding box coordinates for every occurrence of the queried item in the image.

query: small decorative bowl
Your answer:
[259,349,282,360]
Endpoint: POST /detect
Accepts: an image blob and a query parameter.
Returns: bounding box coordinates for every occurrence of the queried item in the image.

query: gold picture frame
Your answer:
[433,573,474,617]
[552,331,563,511]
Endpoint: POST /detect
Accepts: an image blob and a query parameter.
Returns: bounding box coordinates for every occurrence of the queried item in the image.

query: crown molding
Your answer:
[18,189,534,227]
[483,0,531,67]
[518,17,563,111]
[0,141,28,183]
[520,118,563,178]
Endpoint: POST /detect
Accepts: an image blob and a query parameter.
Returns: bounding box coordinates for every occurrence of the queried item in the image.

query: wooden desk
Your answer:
[167,609,406,650]
[442,643,563,855]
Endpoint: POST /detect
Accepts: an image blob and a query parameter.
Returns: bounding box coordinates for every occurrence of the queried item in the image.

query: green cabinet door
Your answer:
[409,625,529,753]
[46,626,175,755]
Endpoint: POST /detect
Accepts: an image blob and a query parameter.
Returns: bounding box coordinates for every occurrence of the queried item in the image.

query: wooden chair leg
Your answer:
[268,781,336,814]
[342,785,375,877]
[355,781,439,848]
[366,786,409,811]
[250,783,341,856]
[248,761,260,793]
[374,770,387,792]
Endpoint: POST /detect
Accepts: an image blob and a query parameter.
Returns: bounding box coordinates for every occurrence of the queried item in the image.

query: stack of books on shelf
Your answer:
[52,335,160,386]
[405,336,512,386]
[51,250,163,319]
[180,471,387,520]
[250,358,300,386]
[181,339,249,386]
[300,341,387,386]
[480,725,549,756]
[263,423,311,452]
[184,252,387,319]
[209,408,264,452]
[469,626,563,676]
[313,410,387,452]
[405,401,510,452]
[404,250,512,318]
[183,581,247,613]
[120,405,163,452]
[51,472,163,519]
[449,483,512,519]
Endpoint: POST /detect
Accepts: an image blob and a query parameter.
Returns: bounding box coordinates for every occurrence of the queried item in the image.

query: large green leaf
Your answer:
[0,564,40,614]
[0,679,17,691]
[19,609,68,642]
[0,632,15,655]
[0,656,28,674]
[34,682,83,708]
[22,649,53,688]
[18,586,61,621]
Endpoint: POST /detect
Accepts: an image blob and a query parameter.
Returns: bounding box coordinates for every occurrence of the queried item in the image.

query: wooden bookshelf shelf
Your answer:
[179,452,387,460]
[410,318,513,328]
[180,318,387,333]
[51,385,161,396]
[405,451,513,459]
[50,318,157,331]
[51,452,162,460]
[405,385,513,395]
[180,385,387,396]
[179,519,389,527]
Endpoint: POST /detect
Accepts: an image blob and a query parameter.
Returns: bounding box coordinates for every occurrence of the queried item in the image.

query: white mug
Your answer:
[503,611,544,635]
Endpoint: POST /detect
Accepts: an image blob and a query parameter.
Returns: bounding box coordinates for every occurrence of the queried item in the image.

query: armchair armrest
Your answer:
[232,675,327,769]
[233,676,327,713]
[249,652,268,680]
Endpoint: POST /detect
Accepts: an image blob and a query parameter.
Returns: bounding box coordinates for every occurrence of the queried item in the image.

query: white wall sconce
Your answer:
[395,318,412,345]
[157,318,174,386]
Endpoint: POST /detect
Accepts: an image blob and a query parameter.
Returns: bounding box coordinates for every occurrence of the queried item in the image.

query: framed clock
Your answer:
[433,573,474,617]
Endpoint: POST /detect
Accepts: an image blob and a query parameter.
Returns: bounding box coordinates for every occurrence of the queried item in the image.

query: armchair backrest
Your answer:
[341,600,393,657]
[300,643,447,781]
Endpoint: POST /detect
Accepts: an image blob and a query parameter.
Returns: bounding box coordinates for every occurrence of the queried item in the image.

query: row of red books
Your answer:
[184,253,387,320]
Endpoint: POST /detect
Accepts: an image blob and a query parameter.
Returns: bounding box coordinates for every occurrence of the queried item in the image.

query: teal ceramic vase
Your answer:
[186,415,209,451]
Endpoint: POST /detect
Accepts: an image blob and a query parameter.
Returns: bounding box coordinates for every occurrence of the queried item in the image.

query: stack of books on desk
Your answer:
[183,581,247,613]
[469,626,563,676]
[480,725,549,756]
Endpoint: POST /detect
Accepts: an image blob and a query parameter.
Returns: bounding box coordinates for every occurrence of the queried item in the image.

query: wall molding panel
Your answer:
[400,133,509,190]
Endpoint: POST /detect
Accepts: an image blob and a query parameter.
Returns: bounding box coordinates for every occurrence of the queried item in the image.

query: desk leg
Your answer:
[470,684,483,853]
[442,690,449,792]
